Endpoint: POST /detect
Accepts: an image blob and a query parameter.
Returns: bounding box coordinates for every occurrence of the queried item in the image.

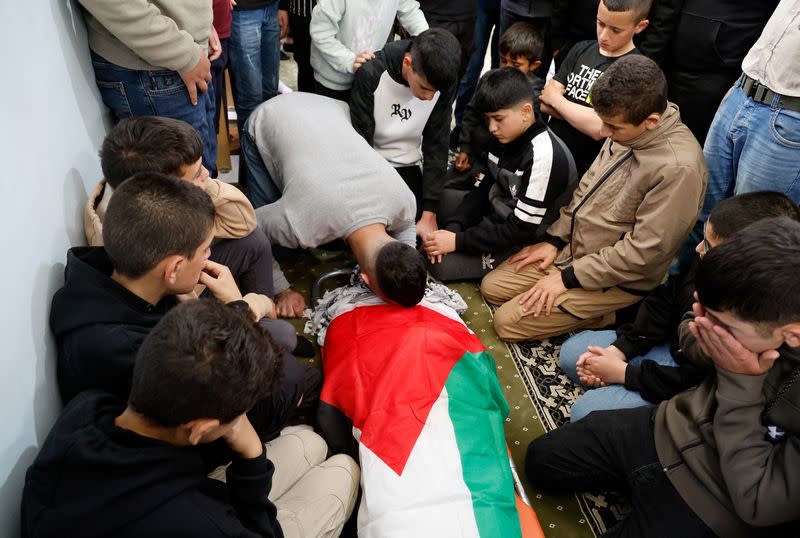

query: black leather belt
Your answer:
[740,74,800,113]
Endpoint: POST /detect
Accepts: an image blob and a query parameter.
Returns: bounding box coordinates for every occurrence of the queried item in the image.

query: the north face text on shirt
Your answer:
[565,65,603,104]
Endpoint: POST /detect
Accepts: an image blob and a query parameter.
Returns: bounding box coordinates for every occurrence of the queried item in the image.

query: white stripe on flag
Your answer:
[355,389,481,537]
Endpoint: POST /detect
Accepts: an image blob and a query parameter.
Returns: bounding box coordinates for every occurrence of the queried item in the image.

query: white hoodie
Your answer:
[309,0,428,90]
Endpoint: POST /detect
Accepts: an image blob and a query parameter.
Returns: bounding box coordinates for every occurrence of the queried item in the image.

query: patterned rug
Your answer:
[503,326,631,537]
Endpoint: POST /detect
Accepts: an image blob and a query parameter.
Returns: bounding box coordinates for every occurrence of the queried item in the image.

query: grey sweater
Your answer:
[77,0,211,73]
[251,93,416,249]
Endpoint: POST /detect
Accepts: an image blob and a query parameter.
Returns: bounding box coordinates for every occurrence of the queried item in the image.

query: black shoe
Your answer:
[280,50,290,61]
[292,335,316,357]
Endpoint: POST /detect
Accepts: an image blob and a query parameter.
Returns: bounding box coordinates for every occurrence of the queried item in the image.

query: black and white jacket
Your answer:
[446,121,576,254]
[350,38,456,212]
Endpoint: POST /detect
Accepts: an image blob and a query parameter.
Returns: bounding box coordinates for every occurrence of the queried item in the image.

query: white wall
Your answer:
[0,1,109,535]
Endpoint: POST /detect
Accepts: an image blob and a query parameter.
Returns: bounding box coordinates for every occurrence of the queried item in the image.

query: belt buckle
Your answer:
[754,83,769,104]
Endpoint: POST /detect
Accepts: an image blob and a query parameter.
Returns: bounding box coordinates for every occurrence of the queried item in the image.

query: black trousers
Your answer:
[210,229,299,354]
[313,80,351,103]
[395,164,424,221]
[425,16,476,81]
[289,12,315,92]
[525,407,714,537]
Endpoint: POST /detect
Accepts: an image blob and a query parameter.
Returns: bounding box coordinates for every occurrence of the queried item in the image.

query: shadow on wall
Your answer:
[0,1,111,537]
[58,0,112,143]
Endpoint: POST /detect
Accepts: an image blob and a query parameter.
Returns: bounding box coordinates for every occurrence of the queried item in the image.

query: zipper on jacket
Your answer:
[567,149,634,254]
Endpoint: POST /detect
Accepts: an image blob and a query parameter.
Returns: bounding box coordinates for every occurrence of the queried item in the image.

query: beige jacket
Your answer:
[84,178,257,247]
[655,325,800,537]
[547,103,707,292]
[78,0,211,73]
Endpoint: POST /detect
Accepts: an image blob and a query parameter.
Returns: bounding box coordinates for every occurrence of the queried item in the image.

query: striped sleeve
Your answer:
[513,130,556,224]
[454,129,575,255]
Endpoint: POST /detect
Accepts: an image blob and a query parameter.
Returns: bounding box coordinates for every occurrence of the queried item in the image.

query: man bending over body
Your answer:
[241,92,427,307]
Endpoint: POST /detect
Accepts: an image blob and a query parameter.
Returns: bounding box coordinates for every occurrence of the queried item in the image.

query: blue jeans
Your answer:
[90,52,217,172]
[701,81,800,223]
[559,330,678,422]
[240,124,282,208]
[454,0,500,125]
[229,3,281,137]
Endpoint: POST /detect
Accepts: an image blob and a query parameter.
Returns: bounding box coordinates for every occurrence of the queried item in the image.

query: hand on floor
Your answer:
[275,288,306,318]
[575,345,627,387]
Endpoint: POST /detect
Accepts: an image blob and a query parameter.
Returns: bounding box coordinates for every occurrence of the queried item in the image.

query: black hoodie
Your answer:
[50,247,178,404]
[21,391,282,538]
[49,247,320,449]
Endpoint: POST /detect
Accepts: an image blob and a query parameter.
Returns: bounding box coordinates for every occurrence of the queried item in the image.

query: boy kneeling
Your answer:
[481,56,706,342]
[23,300,359,537]
[424,67,575,282]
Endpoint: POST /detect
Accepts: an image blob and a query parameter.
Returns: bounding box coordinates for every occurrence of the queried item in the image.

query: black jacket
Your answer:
[551,0,599,56]
[638,0,778,71]
[21,391,282,538]
[48,248,299,444]
[446,121,576,254]
[350,38,456,212]
[50,247,177,404]
[234,0,286,11]
[615,256,709,403]
[418,0,476,22]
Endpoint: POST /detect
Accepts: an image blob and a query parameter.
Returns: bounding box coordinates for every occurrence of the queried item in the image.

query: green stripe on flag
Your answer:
[446,351,522,538]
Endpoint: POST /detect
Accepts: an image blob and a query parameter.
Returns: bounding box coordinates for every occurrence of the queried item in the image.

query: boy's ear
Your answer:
[782,323,800,347]
[360,270,372,289]
[635,18,649,34]
[184,418,222,445]
[521,101,534,121]
[163,255,185,286]
[643,111,661,130]
[529,60,542,73]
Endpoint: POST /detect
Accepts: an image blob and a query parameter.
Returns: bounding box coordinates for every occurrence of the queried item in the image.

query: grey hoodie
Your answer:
[250,93,416,248]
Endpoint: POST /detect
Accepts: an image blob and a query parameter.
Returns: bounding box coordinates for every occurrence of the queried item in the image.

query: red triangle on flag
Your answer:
[321,304,485,475]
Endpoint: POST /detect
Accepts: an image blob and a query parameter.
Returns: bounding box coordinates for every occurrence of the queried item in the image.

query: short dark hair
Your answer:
[129,300,282,426]
[709,191,800,239]
[409,28,461,91]
[695,217,800,327]
[473,67,537,114]
[590,55,667,124]
[375,242,427,308]
[100,116,203,189]
[103,172,215,278]
[601,0,653,22]
[499,22,544,64]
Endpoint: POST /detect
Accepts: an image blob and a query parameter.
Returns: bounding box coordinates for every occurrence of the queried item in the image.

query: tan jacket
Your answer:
[78,0,211,73]
[84,178,257,247]
[547,103,707,292]
[655,326,800,537]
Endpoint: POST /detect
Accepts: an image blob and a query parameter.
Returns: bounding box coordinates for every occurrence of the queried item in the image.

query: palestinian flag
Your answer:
[318,301,543,537]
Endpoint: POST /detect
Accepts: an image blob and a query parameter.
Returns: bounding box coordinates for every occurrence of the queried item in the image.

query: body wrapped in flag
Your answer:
[317,299,544,537]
